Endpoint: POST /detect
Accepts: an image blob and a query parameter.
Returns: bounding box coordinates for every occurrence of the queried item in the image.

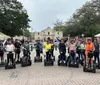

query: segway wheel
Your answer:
[21,62,24,67]
[58,60,60,66]
[40,57,42,62]
[13,64,16,69]
[98,63,100,69]
[44,60,46,66]
[34,57,36,62]
[5,65,8,70]
[92,64,96,73]
[29,60,32,66]
[52,61,54,66]
[83,64,86,72]
[66,61,67,66]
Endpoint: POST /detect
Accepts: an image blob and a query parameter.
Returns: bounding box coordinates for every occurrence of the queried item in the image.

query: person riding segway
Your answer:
[21,41,32,67]
[67,37,79,68]
[34,40,43,62]
[14,39,21,64]
[43,40,54,66]
[5,40,16,69]
[58,39,67,66]
[93,39,100,69]
[0,42,5,67]
[83,38,96,73]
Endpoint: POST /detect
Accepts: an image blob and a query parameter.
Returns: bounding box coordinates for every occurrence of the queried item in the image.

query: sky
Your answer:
[18,0,90,32]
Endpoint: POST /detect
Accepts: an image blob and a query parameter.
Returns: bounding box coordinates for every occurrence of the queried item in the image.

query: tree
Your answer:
[53,0,100,37]
[0,0,31,37]
[24,29,31,37]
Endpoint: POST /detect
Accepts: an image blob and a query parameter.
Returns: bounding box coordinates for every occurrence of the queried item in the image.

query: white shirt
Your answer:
[6,44,15,52]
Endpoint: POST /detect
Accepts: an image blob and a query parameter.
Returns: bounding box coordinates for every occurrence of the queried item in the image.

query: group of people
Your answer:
[35,36,100,68]
[0,38,31,64]
[0,36,99,70]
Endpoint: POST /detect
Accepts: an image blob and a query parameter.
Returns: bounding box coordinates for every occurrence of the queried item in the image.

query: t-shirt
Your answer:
[69,43,76,52]
[85,43,94,51]
[6,44,15,52]
[43,43,53,52]
[85,43,94,55]
[80,44,85,50]
[59,43,66,53]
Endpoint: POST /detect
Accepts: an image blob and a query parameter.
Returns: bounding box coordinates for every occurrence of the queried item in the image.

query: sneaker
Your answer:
[86,64,88,68]
[91,65,93,69]
[63,61,66,63]
[60,61,62,63]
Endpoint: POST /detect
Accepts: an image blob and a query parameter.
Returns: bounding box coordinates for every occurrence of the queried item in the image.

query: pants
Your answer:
[7,53,14,64]
[46,52,51,61]
[51,49,54,56]
[59,51,66,60]
[94,51,99,65]
[77,50,84,63]
[15,49,20,61]
[36,50,40,57]
[70,52,76,63]
[23,50,30,57]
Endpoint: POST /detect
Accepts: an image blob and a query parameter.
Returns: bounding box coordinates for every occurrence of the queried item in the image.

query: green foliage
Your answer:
[0,0,31,37]
[24,29,31,37]
[54,0,100,37]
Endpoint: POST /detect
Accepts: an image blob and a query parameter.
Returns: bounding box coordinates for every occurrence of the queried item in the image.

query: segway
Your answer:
[68,51,79,68]
[58,51,67,66]
[44,50,54,66]
[15,48,21,64]
[34,49,42,62]
[5,52,16,69]
[20,50,32,67]
[0,52,5,67]
[83,51,96,73]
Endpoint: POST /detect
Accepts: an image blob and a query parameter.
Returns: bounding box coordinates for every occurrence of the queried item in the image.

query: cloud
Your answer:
[18,0,88,31]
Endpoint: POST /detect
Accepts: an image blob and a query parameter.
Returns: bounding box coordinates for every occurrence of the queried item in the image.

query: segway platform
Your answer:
[34,56,42,62]
[0,62,5,67]
[5,60,16,69]
[44,59,54,66]
[58,60,67,66]
[20,56,32,67]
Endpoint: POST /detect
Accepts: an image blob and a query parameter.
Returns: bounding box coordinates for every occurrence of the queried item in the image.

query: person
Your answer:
[14,39,21,61]
[59,39,66,61]
[50,39,54,57]
[35,40,43,57]
[76,41,81,60]
[0,42,4,63]
[23,41,30,57]
[43,40,53,61]
[85,39,95,68]
[80,41,85,58]
[93,38,99,66]
[5,40,15,64]
[68,36,78,64]
[54,41,58,51]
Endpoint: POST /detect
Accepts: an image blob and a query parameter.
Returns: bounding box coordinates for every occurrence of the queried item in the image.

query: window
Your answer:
[48,32,50,35]
[58,32,59,35]
[38,32,39,35]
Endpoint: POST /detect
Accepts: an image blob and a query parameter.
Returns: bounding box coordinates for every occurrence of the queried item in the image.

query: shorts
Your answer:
[0,52,4,57]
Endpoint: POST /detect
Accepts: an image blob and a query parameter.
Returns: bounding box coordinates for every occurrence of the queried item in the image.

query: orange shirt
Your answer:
[85,43,94,55]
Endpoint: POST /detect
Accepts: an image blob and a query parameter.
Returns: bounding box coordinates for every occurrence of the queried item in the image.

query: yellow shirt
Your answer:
[43,43,53,52]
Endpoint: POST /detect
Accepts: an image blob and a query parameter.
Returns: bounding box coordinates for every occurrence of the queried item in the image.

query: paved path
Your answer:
[0,49,100,85]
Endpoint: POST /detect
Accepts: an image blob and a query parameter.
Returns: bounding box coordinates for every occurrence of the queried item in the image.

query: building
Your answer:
[33,27,63,41]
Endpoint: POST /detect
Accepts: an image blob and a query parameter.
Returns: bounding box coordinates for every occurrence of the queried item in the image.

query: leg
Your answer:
[7,54,10,64]
[18,53,20,61]
[11,53,14,64]
[46,52,49,61]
